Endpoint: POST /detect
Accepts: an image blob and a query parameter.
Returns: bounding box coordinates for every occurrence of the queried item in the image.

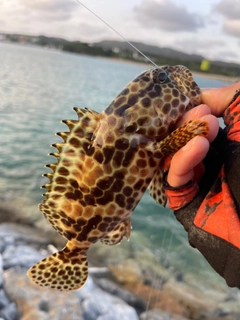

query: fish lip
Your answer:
[185,100,197,112]
[147,99,199,143]
[154,132,170,143]
[152,101,194,143]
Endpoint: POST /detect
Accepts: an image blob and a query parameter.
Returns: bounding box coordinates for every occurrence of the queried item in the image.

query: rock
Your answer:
[89,266,110,280]
[0,202,35,225]
[108,258,142,285]
[140,309,189,320]
[2,245,44,270]
[0,289,11,309]
[1,221,240,320]
[81,290,139,320]
[95,278,146,314]
[0,287,18,320]
[161,279,213,319]
[0,223,49,249]
[123,282,185,315]
[3,268,82,320]
[88,240,131,267]
[77,277,139,320]
[123,279,224,319]
[4,268,139,320]
[132,248,171,287]
[0,255,3,287]
[0,302,18,320]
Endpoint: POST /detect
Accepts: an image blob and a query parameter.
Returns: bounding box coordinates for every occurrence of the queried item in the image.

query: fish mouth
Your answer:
[153,100,196,143]
[186,96,201,111]
[154,131,172,143]
[185,100,195,112]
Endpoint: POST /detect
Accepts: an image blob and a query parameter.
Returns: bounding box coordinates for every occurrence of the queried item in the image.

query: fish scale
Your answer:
[28,65,208,291]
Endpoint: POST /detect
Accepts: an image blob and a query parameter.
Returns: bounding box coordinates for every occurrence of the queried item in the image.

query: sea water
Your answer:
[0,42,230,290]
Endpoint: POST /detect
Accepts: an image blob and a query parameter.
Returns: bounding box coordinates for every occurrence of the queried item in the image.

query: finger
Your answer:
[200,114,219,142]
[167,136,209,187]
[179,113,219,143]
[176,104,211,127]
[201,82,240,117]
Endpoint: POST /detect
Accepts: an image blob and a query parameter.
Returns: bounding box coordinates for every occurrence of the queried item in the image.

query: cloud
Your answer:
[134,0,204,32]
[176,35,238,62]
[174,38,225,56]
[175,38,225,50]
[216,50,239,60]
[223,20,240,37]
[76,22,110,42]
[21,0,78,13]
[213,0,240,38]
[19,0,80,21]
[213,0,240,20]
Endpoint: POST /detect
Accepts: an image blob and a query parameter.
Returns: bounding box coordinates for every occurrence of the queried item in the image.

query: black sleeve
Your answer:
[174,128,240,288]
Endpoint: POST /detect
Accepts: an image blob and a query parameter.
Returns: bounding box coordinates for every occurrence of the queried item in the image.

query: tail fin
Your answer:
[27,244,88,291]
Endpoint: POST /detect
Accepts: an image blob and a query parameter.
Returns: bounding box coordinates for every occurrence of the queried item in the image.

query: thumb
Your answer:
[201,82,240,117]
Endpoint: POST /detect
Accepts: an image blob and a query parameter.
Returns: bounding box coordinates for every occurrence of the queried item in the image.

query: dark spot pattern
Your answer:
[29,65,204,292]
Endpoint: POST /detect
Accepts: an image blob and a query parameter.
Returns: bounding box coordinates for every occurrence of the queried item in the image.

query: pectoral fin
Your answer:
[146,120,209,158]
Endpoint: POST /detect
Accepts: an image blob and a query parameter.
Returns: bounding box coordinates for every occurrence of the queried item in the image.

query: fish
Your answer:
[27,65,208,291]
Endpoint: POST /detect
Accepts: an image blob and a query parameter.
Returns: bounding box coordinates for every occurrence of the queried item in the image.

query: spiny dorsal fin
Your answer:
[42,107,100,192]
[27,242,88,291]
[56,107,100,142]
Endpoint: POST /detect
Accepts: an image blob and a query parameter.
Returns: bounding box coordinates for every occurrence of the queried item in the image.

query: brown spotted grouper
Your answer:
[28,65,208,291]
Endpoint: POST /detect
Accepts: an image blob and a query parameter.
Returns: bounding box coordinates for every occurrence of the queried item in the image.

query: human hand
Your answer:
[167,104,219,187]
[167,82,240,188]
[201,82,240,117]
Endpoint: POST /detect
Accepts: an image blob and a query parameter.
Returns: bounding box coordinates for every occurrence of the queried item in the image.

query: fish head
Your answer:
[104,65,201,140]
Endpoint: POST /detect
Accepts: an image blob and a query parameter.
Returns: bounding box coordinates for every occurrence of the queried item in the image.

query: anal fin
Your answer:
[27,242,88,291]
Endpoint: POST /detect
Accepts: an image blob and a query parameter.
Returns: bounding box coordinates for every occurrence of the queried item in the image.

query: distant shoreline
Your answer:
[193,70,239,84]
[99,55,239,84]
[1,40,238,84]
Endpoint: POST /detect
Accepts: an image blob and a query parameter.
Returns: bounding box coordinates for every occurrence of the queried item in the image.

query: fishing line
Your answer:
[72,0,177,315]
[74,0,158,67]
[145,209,173,315]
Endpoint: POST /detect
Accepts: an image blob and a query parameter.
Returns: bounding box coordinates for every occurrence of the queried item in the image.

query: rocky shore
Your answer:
[1,219,240,320]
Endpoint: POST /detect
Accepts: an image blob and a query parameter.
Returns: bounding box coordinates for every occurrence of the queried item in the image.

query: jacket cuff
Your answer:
[164,162,205,210]
[165,181,199,210]
[223,89,240,142]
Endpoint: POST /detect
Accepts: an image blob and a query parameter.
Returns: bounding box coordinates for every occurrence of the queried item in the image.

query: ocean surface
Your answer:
[0,42,231,290]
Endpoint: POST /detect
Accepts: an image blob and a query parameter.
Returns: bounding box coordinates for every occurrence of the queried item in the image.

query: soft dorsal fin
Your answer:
[101,219,132,245]
[148,167,167,207]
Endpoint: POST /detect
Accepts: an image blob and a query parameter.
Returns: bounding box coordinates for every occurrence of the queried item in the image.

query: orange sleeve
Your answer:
[193,92,240,247]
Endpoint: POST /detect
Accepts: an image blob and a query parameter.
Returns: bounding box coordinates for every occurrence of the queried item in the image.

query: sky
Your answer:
[0,0,240,63]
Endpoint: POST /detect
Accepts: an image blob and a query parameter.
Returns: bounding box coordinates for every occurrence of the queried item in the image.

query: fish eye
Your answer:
[158,71,168,83]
